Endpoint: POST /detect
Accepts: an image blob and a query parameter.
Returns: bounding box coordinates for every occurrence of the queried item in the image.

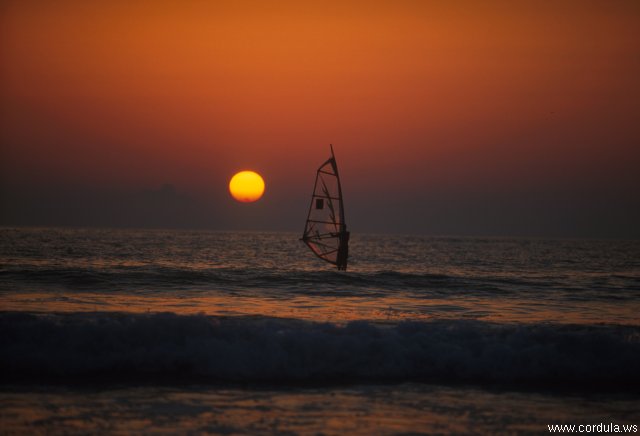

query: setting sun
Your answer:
[229,171,265,203]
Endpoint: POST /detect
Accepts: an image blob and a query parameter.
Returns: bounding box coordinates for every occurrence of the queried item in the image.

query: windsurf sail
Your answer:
[302,145,350,270]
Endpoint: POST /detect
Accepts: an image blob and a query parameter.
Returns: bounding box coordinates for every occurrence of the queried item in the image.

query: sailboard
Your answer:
[301,144,350,270]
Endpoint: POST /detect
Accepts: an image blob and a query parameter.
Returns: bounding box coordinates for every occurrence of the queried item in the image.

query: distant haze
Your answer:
[1,1,639,238]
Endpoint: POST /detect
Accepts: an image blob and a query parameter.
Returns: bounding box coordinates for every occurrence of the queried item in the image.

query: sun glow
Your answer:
[229,171,265,203]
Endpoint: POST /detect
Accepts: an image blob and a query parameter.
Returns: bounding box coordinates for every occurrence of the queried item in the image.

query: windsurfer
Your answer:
[336,229,350,270]
[302,145,349,270]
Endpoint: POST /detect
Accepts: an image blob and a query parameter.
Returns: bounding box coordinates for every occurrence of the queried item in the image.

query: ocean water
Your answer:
[1,227,639,434]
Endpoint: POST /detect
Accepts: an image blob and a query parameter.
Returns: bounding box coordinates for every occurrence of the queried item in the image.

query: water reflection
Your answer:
[2,385,638,435]
[2,291,638,325]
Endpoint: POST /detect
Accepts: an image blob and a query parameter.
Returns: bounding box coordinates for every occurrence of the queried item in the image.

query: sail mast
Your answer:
[330,144,346,234]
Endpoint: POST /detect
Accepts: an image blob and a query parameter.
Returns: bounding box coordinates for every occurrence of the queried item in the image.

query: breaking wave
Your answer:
[2,312,639,389]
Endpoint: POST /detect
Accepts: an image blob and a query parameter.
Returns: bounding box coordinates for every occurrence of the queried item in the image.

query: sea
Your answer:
[1,227,639,435]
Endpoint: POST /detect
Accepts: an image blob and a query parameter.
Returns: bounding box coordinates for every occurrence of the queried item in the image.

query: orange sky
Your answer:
[1,1,639,236]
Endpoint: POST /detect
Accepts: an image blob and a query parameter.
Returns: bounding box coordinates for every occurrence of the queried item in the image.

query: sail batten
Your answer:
[301,145,350,270]
[307,219,342,225]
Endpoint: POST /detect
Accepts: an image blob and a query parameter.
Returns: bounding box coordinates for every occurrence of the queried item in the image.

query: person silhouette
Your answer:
[336,227,350,271]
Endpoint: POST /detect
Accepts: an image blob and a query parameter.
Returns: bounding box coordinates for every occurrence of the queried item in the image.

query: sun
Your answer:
[229,171,265,203]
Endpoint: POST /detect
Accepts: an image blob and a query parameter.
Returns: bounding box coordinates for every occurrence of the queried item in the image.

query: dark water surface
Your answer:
[1,227,639,434]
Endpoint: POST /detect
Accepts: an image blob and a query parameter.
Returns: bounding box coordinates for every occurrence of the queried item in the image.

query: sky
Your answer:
[1,0,639,237]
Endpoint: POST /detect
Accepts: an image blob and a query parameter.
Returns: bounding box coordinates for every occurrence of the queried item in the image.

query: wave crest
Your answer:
[1,312,638,389]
